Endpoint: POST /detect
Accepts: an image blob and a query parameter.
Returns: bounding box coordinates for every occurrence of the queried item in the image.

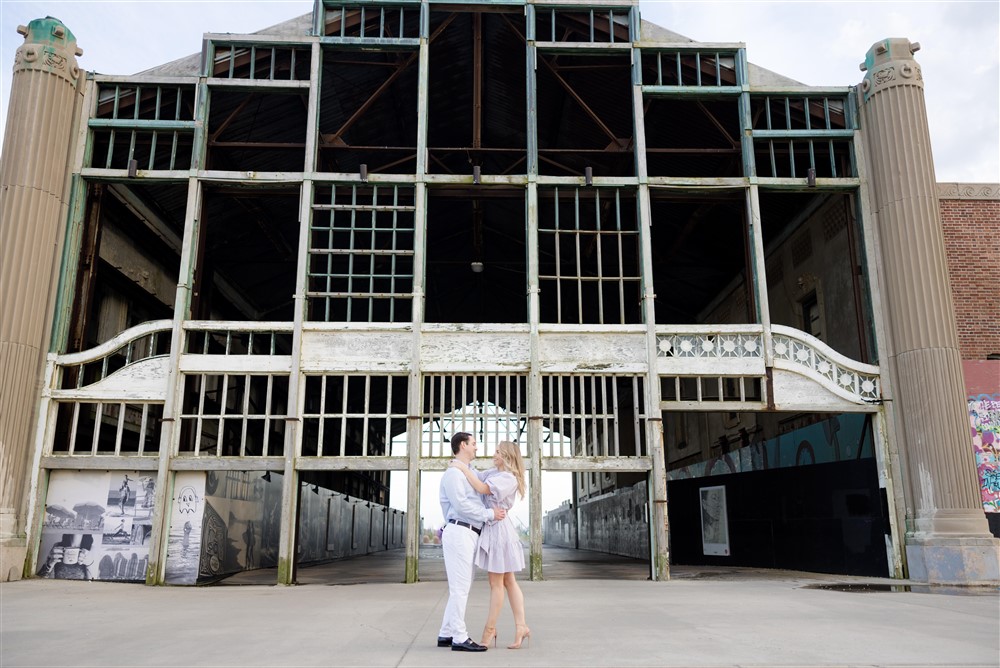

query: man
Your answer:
[119,475,132,515]
[437,432,506,652]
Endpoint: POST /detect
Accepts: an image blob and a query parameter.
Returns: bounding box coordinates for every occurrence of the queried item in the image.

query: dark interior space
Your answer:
[194,187,300,321]
[643,98,743,177]
[177,373,289,457]
[534,9,631,44]
[318,46,419,174]
[207,90,309,173]
[668,458,891,577]
[424,187,527,323]
[427,10,527,176]
[648,189,753,325]
[300,374,409,458]
[66,183,185,354]
[536,51,634,177]
[91,82,197,171]
[758,190,872,362]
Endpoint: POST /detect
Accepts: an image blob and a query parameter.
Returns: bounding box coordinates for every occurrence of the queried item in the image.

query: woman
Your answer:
[450,440,531,649]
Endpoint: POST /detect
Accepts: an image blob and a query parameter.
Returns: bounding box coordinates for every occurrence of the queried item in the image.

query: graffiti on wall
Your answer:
[970,393,1000,513]
[39,471,154,581]
[164,471,206,584]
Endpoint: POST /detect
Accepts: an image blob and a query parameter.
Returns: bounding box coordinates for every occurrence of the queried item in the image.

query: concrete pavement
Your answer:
[2,564,997,667]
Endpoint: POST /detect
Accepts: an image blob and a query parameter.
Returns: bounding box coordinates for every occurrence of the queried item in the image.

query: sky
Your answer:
[1,0,997,181]
[0,1,996,528]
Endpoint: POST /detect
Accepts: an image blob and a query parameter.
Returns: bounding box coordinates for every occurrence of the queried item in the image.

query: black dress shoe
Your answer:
[437,636,453,647]
[451,638,487,652]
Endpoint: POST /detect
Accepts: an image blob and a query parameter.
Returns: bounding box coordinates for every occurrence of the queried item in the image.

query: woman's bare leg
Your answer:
[504,572,530,648]
[481,571,505,646]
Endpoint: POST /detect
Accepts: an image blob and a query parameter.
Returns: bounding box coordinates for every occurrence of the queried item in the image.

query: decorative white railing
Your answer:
[53,320,173,393]
[771,325,880,404]
[654,324,880,406]
[656,326,764,360]
[40,320,881,460]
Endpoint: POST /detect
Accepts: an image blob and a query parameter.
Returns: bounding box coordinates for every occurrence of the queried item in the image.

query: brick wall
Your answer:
[939,190,1000,360]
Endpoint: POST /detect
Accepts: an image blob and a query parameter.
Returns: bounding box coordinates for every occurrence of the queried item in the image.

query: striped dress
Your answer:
[473,468,525,573]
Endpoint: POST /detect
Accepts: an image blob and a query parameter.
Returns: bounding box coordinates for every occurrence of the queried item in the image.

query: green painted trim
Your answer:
[752,129,855,139]
[641,85,741,97]
[405,554,419,583]
[87,119,196,131]
[319,36,420,48]
[48,176,88,353]
[277,556,294,584]
[529,549,543,581]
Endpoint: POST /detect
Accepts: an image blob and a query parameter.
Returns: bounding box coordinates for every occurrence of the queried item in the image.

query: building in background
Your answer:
[1,1,997,585]
[939,183,1000,537]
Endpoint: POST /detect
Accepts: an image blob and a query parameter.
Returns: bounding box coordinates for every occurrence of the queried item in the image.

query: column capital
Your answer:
[859,37,922,102]
[13,17,82,84]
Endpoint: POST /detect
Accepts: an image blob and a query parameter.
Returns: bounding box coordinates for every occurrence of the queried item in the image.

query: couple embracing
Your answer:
[437,432,531,652]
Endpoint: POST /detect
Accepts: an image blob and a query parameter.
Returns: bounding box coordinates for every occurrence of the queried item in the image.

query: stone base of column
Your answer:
[0,508,26,581]
[906,535,1000,585]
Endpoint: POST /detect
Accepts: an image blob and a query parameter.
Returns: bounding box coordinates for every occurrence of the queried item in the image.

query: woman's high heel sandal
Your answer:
[481,627,497,648]
[508,625,531,649]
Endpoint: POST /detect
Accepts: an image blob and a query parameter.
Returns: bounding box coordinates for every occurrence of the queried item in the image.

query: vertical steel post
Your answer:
[630,39,668,581]
[276,39,323,586]
[404,1,431,583]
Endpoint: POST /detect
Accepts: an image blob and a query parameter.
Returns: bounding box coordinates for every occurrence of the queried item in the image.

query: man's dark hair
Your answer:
[451,432,472,455]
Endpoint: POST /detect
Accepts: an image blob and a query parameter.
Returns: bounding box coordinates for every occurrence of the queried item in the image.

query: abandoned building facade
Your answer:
[1,0,998,586]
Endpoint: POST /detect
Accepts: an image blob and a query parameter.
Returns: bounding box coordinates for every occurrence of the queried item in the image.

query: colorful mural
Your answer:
[39,470,154,581]
[970,393,1000,513]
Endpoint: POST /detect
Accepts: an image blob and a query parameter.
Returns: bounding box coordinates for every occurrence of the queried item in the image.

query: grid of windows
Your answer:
[52,402,163,455]
[90,83,196,171]
[535,8,632,44]
[210,43,311,80]
[641,50,739,88]
[421,374,528,459]
[301,374,408,457]
[750,95,855,178]
[538,187,642,325]
[541,374,647,458]
[308,184,416,323]
[178,374,289,457]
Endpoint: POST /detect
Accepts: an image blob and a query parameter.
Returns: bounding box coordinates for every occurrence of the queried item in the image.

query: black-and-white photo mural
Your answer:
[198,470,281,581]
[164,470,281,584]
[39,470,154,581]
[164,471,206,584]
[699,485,730,557]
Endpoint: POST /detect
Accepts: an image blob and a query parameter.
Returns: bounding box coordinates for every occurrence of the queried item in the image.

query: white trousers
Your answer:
[438,522,478,641]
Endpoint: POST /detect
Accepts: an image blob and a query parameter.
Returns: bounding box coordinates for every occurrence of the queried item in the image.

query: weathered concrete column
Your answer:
[858,38,999,584]
[0,17,84,580]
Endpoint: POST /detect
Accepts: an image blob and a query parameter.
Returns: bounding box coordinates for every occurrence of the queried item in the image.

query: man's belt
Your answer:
[448,519,482,535]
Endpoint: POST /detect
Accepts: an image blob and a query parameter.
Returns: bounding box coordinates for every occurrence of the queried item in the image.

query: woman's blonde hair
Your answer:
[496,440,526,498]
